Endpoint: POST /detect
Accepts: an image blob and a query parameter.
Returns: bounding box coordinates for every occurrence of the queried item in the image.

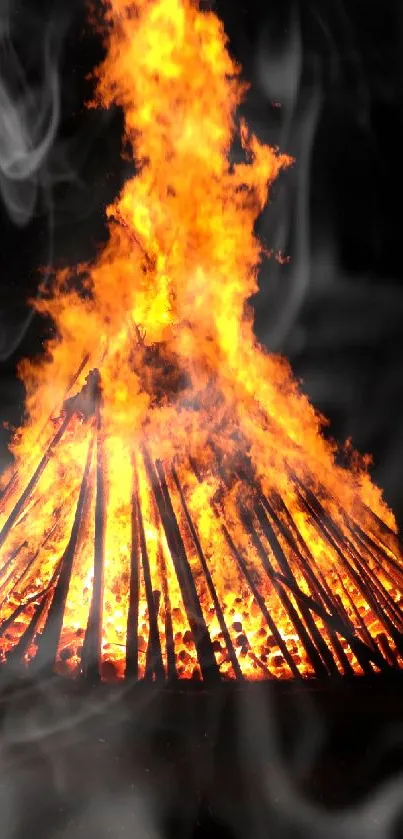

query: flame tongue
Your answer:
[0,0,402,682]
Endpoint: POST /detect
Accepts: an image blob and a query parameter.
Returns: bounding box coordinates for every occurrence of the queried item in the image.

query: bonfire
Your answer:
[0,0,402,683]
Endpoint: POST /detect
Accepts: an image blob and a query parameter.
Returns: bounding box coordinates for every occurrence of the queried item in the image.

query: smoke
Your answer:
[232,686,403,839]
[0,13,60,226]
[250,0,375,356]
[254,3,322,353]
[0,0,81,362]
[1,675,403,839]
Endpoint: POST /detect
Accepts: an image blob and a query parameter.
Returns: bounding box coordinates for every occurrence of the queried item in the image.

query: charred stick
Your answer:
[0,354,90,508]
[377,632,400,668]
[325,631,355,677]
[172,465,243,681]
[295,486,390,672]
[137,493,165,682]
[226,461,346,674]
[256,498,358,641]
[188,456,301,677]
[0,541,28,585]
[349,521,403,588]
[241,507,332,677]
[154,456,221,683]
[0,414,72,551]
[334,570,376,651]
[349,526,403,627]
[5,559,62,667]
[33,430,95,674]
[351,549,403,634]
[158,540,176,680]
[81,377,105,682]
[0,574,58,640]
[64,353,91,398]
[210,452,337,674]
[264,491,343,616]
[0,510,63,614]
[220,523,301,678]
[150,493,176,681]
[125,475,140,681]
[145,590,162,676]
[143,449,220,683]
[264,493,355,672]
[334,510,403,629]
[300,484,403,653]
[6,595,50,668]
[205,452,320,672]
[330,590,376,675]
[268,568,353,676]
[363,504,403,556]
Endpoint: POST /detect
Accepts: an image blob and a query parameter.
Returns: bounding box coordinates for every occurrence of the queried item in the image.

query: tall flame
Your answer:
[0,0,400,682]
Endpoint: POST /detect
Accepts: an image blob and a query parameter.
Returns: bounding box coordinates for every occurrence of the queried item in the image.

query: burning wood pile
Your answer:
[0,0,403,683]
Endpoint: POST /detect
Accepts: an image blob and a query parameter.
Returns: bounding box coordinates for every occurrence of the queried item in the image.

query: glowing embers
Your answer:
[1,366,403,683]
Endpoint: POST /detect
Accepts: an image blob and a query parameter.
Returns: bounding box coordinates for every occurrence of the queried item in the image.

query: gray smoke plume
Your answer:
[0,0,73,361]
[0,19,59,226]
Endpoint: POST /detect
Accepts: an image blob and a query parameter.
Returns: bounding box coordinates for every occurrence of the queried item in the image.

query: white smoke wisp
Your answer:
[0,38,59,227]
[0,0,64,227]
[233,687,403,839]
[254,5,322,355]
[0,0,72,362]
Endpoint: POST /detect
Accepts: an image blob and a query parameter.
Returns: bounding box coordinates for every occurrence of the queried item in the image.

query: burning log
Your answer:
[171,464,244,681]
[32,432,95,675]
[125,472,141,680]
[136,486,165,682]
[143,450,221,684]
[80,372,106,682]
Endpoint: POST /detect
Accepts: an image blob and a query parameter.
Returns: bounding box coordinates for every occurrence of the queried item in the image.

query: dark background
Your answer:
[1,0,403,525]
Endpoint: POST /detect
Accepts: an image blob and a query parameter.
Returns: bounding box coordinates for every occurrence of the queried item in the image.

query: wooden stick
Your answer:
[300,484,401,644]
[0,541,27,585]
[4,560,62,667]
[221,523,302,678]
[143,448,220,683]
[32,428,95,674]
[0,414,72,551]
[0,510,63,614]
[150,493,176,681]
[136,490,165,682]
[0,353,90,507]
[171,465,243,681]
[242,505,332,677]
[294,483,391,672]
[377,632,400,668]
[188,456,301,678]
[125,469,140,681]
[80,373,105,682]
[265,494,354,675]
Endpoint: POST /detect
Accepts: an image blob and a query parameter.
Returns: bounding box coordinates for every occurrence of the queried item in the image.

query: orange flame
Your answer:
[0,0,401,682]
